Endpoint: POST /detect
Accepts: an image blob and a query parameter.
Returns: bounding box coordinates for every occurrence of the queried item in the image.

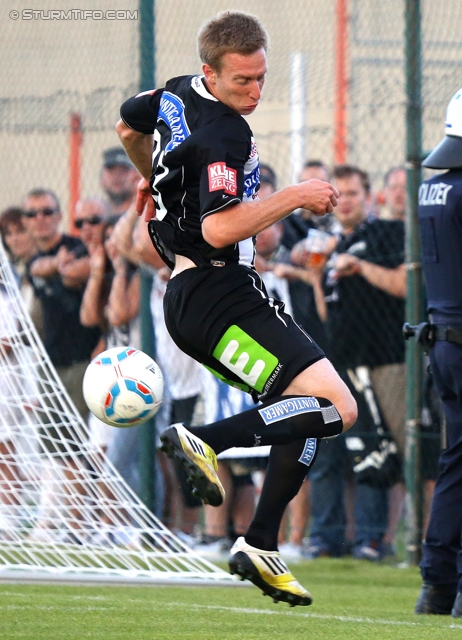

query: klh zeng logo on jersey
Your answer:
[208,162,238,195]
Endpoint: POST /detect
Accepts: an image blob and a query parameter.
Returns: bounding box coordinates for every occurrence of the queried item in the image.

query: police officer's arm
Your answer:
[334,254,407,298]
[202,180,339,248]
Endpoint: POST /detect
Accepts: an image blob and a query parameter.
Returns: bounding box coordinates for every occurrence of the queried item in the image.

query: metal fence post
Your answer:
[404,0,424,565]
[138,0,157,514]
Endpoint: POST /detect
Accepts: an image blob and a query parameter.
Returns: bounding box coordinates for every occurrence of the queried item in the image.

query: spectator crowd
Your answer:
[0,148,442,561]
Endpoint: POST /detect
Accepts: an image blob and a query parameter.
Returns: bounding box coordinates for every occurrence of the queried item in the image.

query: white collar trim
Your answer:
[191,75,218,101]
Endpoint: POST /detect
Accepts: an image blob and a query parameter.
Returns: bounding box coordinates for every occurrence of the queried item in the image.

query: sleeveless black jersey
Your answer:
[120,75,260,269]
[418,169,462,323]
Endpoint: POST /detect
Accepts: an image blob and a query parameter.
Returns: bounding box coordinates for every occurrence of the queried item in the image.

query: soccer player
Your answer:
[116,11,357,607]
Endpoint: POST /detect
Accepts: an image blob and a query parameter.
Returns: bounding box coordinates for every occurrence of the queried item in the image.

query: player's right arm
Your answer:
[202,180,339,249]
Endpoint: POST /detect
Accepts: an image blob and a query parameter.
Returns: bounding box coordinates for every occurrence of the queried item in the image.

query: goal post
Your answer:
[0,239,236,586]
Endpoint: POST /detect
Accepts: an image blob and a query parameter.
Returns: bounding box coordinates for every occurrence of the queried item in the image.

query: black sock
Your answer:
[245,440,311,551]
[188,395,342,454]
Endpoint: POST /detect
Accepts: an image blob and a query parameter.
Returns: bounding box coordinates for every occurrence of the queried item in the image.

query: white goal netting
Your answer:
[0,240,234,586]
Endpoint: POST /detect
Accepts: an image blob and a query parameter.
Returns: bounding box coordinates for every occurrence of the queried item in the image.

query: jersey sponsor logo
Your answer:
[298,437,317,467]
[208,162,238,195]
[242,138,260,202]
[212,325,279,393]
[419,182,453,206]
[244,165,260,198]
[157,91,190,153]
[258,396,321,425]
[262,363,283,395]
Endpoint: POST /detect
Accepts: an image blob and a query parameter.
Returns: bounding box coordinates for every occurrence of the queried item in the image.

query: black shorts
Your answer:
[164,264,325,401]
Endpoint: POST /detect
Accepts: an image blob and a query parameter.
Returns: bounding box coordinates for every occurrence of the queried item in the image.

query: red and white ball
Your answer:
[83,347,164,427]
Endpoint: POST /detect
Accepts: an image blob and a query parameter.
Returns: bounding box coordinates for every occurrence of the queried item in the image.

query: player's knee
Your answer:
[338,395,358,432]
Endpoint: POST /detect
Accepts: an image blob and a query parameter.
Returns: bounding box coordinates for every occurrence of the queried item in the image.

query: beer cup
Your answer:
[302,229,331,268]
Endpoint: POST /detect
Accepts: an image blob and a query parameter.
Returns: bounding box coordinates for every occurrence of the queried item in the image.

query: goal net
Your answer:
[0,240,234,586]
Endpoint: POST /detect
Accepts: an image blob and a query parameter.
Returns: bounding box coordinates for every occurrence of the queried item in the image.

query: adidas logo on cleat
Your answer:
[185,434,206,458]
[229,537,312,607]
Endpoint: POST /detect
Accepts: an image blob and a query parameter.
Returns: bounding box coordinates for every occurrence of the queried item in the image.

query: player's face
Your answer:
[203,48,267,116]
[331,174,368,232]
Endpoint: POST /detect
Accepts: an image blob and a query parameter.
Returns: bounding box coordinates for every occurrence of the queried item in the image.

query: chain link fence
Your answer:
[2,1,461,208]
[0,0,461,544]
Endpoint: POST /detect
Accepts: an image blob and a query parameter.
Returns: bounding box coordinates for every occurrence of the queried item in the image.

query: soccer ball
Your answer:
[83,347,164,427]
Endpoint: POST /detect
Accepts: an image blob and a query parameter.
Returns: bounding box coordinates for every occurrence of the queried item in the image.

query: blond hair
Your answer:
[198,11,268,72]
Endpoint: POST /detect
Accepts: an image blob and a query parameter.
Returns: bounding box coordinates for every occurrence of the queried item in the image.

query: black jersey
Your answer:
[120,75,261,269]
[27,235,100,367]
[323,216,405,369]
[418,169,462,324]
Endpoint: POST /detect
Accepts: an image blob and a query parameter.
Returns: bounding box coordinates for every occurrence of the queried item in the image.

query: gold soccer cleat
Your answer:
[160,423,225,507]
[229,536,313,607]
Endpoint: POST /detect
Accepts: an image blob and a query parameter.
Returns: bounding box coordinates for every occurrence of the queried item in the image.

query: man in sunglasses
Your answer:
[48,196,114,293]
[74,197,111,246]
[24,188,101,426]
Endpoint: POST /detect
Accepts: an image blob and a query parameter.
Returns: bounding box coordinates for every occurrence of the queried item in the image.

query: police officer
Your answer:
[414,88,462,618]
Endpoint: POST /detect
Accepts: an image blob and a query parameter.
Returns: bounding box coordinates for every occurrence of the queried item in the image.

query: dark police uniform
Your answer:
[120,75,324,401]
[418,168,462,592]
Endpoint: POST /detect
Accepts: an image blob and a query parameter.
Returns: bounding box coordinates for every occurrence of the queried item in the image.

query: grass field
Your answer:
[1,558,460,639]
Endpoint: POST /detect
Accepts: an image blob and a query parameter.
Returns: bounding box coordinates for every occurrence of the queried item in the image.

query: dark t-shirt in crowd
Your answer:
[323,216,405,369]
[28,235,100,367]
